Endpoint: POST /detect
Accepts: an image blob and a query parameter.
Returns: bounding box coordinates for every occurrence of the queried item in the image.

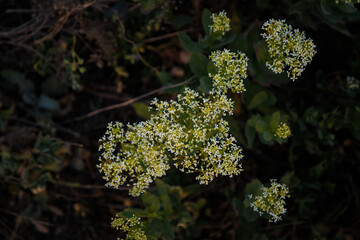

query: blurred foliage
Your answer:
[0,0,359,239]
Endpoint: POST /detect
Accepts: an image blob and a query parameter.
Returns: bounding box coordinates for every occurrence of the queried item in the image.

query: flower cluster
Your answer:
[275,122,291,139]
[336,0,360,3]
[209,11,231,35]
[261,19,316,81]
[209,49,249,93]
[98,87,244,196]
[111,214,146,240]
[248,179,290,222]
[347,76,360,90]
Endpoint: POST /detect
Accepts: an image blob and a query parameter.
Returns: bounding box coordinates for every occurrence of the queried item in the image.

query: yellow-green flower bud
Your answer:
[210,11,231,35]
[275,122,291,139]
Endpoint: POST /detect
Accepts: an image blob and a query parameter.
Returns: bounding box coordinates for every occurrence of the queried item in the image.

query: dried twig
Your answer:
[17,104,81,138]
[118,19,159,73]
[141,28,198,44]
[65,75,195,123]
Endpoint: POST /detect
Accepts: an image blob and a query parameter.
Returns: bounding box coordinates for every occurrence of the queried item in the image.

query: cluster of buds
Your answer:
[249,179,290,222]
[261,19,316,81]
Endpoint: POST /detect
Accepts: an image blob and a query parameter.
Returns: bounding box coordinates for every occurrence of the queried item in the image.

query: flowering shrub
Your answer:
[98,87,244,196]
[97,10,322,239]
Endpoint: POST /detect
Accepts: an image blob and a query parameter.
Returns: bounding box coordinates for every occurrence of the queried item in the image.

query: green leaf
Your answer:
[338,2,358,13]
[270,111,281,131]
[171,15,191,29]
[37,94,59,112]
[146,219,163,237]
[142,193,161,213]
[131,102,151,119]
[118,208,147,218]
[280,171,300,187]
[244,179,262,196]
[207,61,216,76]
[178,32,203,52]
[198,76,213,94]
[201,8,212,34]
[156,71,172,84]
[263,130,273,142]
[229,34,248,53]
[242,206,259,222]
[0,106,14,119]
[247,91,268,110]
[212,34,237,49]
[254,41,269,63]
[256,0,269,8]
[22,92,38,105]
[161,219,175,240]
[232,197,243,216]
[140,0,154,10]
[245,125,255,148]
[255,119,268,133]
[1,70,35,94]
[190,53,208,78]
[320,0,333,15]
[155,179,173,216]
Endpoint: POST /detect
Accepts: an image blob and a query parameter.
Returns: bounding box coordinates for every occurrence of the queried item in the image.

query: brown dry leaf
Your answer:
[232,94,242,116]
[30,219,50,234]
[47,205,64,216]
[73,203,83,212]
[114,66,129,78]
[82,19,116,60]
[81,149,91,161]
[170,66,184,78]
[116,80,125,94]
[179,50,191,64]
[89,53,104,69]
[343,138,352,147]
[124,199,132,207]
[31,187,46,195]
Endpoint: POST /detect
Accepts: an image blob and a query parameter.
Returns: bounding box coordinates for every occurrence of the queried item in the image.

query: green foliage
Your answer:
[111,180,205,240]
[1,0,360,239]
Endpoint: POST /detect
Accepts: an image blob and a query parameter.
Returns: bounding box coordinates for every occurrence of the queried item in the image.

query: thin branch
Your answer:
[118,19,159,73]
[0,40,57,70]
[141,28,198,44]
[141,31,180,44]
[53,180,128,190]
[1,210,53,226]
[6,9,38,14]
[40,136,83,148]
[65,76,195,123]
[17,105,80,138]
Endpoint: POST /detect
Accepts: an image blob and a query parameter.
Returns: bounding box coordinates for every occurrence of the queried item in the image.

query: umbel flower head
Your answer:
[209,11,231,35]
[336,0,360,3]
[111,214,146,240]
[98,9,249,198]
[209,49,249,93]
[98,88,244,196]
[261,19,316,81]
[248,179,290,222]
[275,122,291,139]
